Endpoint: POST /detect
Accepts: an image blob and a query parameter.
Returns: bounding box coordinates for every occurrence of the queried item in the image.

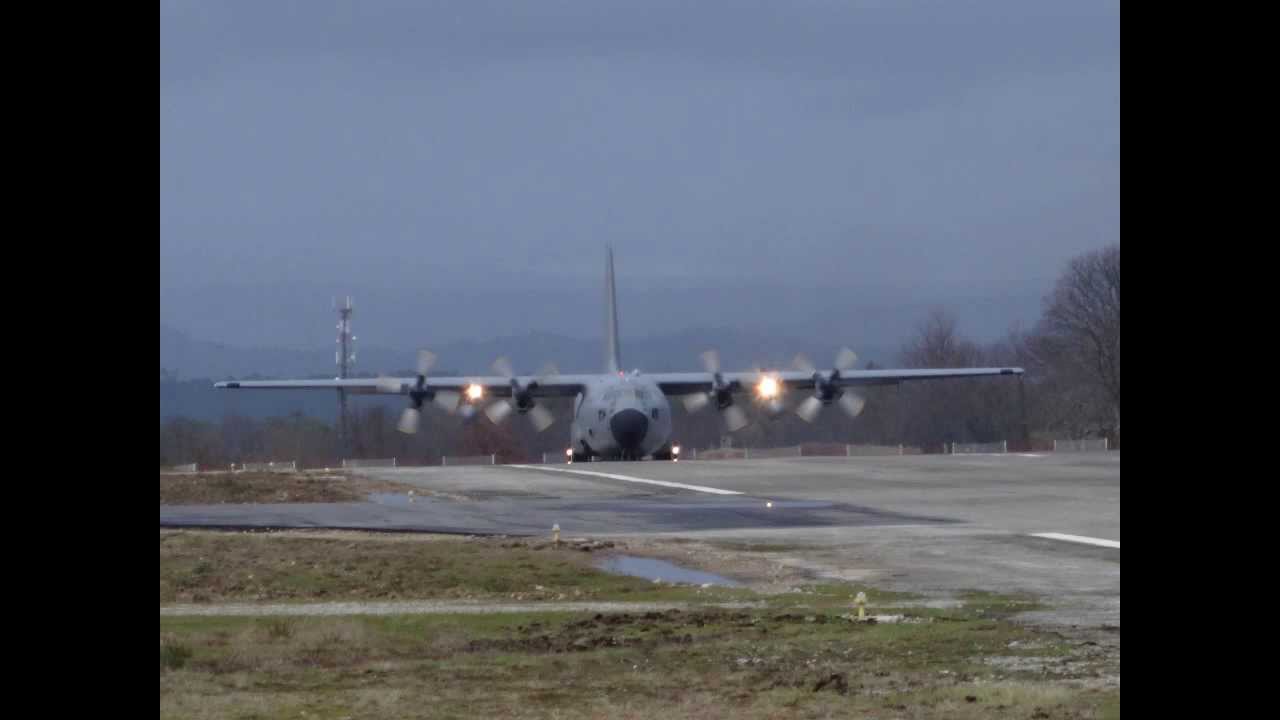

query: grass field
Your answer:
[160,471,417,505]
[160,530,765,606]
[160,605,1118,719]
[159,530,1119,719]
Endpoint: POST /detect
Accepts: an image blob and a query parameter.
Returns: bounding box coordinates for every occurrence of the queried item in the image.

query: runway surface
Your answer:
[161,452,1120,626]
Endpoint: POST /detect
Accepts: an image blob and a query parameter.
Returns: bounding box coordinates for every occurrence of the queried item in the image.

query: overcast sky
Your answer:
[160,1,1119,352]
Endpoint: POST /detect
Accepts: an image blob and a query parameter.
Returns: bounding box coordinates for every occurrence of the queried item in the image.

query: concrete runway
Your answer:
[161,452,1120,626]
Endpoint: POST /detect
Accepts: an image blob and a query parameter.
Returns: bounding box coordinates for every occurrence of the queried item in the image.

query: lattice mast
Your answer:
[335,296,355,450]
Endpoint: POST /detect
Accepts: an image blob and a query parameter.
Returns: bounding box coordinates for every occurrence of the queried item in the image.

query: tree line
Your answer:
[160,244,1119,467]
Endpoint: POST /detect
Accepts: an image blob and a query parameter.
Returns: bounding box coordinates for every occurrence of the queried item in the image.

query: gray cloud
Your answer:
[161,1,1118,353]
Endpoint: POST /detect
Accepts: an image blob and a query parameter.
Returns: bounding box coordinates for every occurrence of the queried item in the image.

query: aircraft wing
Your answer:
[651,367,1024,396]
[215,375,591,398]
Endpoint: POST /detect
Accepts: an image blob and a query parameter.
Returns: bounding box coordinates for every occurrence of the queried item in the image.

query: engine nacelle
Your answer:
[712,371,734,409]
[812,372,842,403]
[509,378,537,413]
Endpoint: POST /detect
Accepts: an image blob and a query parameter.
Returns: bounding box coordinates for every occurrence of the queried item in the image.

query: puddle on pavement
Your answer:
[367,492,417,507]
[596,555,743,587]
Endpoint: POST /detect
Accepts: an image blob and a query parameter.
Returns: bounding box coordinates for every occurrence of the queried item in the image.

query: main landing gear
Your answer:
[652,444,681,461]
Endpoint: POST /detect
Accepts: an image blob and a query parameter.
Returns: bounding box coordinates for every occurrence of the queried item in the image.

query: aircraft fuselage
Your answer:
[569,373,673,460]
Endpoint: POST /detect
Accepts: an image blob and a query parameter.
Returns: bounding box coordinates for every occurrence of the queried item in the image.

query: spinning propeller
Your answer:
[481,357,559,433]
[792,347,866,423]
[681,349,750,432]
[380,350,462,434]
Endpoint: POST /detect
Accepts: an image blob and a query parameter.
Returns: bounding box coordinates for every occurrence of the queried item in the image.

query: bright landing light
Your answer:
[756,375,780,399]
[465,384,484,401]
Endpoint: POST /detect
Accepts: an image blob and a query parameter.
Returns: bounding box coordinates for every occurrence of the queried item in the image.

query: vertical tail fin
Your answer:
[604,246,622,373]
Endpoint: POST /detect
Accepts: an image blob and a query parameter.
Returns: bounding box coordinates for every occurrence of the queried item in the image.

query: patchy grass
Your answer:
[159,530,758,605]
[703,541,815,553]
[159,532,1117,718]
[763,581,923,610]
[160,603,1116,720]
[159,640,191,671]
[160,470,417,505]
[950,589,1046,619]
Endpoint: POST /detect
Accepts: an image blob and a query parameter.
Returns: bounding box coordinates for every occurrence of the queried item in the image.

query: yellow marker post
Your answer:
[854,591,867,620]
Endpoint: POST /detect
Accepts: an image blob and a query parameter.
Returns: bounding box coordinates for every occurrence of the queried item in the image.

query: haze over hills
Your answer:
[159,281,1045,423]
[160,323,900,381]
[160,322,905,422]
[159,281,1046,361]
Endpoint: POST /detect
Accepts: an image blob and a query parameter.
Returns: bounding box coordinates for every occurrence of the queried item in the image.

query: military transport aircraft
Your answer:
[216,249,1023,461]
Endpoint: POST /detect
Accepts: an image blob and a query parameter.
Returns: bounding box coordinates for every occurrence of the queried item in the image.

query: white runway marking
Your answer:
[508,465,742,496]
[1031,532,1120,549]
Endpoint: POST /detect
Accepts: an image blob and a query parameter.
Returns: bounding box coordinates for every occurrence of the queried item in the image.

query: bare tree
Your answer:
[897,310,990,449]
[1040,244,1120,437]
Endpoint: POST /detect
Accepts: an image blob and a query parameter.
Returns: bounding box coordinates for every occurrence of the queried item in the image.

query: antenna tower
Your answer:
[335,296,355,451]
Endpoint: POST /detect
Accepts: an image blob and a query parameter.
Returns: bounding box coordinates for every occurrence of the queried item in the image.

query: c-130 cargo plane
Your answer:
[217,249,1023,461]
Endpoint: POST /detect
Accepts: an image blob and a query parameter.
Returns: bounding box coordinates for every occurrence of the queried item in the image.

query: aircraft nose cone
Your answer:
[610,408,649,451]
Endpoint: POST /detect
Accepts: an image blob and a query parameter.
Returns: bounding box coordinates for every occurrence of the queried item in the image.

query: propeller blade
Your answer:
[839,391,866,418]
[397,407,420,434]
[417,350,437,376]
[765,398,787,417]
[682,393,710,413]
[722,404,749,432]
[433,390,460,413]
[792,353,816,373]
[528,404,555,432]
[376,376,402,394]
[492,356,514,379]
[796,396,823,423]
[835,347,858,371]
[484,399,513,424]
[700,349,720,374]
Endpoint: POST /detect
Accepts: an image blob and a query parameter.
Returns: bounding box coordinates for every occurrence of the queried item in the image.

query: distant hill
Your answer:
[160,324,897,422]
[160,323,896,381]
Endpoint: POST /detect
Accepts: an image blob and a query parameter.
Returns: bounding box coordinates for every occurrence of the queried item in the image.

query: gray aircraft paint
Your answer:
[215,249,1023,460]
[570,373,674,459]
[604,246,622,375]
[569,247,674,458]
